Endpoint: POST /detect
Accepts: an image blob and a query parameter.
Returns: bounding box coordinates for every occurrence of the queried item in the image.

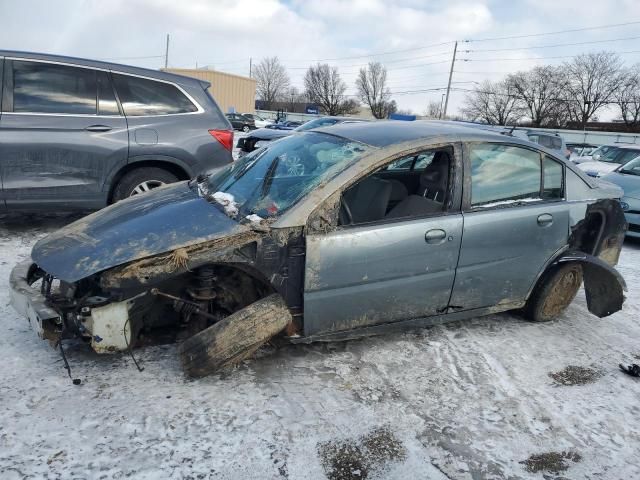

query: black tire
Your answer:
[242,124,250,133]
[111,167,179,203]
[525,263,583,322]
[178,293,292,378]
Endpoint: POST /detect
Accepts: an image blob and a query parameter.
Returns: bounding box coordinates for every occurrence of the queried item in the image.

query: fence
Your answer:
[255,110,640,146]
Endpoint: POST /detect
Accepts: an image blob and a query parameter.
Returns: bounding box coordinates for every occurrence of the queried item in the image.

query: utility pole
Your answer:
[249,57,252,78]
[442,41,457,120]
[164,34,170,69]
[438,93,446,119]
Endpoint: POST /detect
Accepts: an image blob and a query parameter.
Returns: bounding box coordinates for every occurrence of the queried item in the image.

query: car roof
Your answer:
[314,119,506,147]
[0,49,208,89]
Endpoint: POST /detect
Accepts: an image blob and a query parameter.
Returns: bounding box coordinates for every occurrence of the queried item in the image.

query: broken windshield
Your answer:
[203,132,372,219]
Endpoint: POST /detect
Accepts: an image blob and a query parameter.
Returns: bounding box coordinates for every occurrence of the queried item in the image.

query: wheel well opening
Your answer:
[108,161,191,203]
[569,210,606,256]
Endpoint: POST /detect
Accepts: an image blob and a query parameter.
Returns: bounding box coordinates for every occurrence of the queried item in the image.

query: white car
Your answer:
[577,145,640,177]
[241,113,273,128]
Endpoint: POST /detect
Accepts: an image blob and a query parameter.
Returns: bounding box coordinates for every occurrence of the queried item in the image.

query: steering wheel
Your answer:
[340,196,354,225]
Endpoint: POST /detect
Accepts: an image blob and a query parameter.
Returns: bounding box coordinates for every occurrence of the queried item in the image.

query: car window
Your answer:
[385,152,435,171]
[206,132,372,218]
[616,149,640,165]
[295,118,339,131]
[97,71,119,115]
[470,144,541,206]
[620,157,640,176]
[543,157,563,200]
[112,73,198,116]
[551,137,562,149]
[11,60,96,114]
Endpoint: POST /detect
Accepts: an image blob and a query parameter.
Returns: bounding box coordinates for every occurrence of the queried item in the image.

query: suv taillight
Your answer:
[209,129,234,151]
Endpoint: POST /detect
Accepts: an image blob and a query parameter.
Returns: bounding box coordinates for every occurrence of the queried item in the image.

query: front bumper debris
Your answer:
[9,259,62,344]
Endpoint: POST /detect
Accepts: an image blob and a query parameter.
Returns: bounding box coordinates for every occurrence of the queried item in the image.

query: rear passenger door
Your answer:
[111,72,202,166]
[450,143,568,311]
[0,59,128,210]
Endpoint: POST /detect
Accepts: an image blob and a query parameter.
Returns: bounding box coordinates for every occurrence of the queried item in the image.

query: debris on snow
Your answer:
[548,365,602,386]
[520,451,582,474]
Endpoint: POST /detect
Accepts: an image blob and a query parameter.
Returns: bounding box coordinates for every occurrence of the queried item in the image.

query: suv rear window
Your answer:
[11,60,97,115]
[112,73,198,116]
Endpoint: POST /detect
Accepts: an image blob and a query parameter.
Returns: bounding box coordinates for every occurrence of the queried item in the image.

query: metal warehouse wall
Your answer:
[165,68,256,114]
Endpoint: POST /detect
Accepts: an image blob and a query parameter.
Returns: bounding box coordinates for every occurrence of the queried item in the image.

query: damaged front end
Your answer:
[10,259,141,352]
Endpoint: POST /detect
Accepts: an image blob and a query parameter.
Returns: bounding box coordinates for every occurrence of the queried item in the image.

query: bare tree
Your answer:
[355,62,395,119]
[424,100,442,119]
[304,64,358,116]
[254,57,290,109]
[561,51,624,128]
[506,66,567,127]
[462,80,521,125]
[615,64,640,129]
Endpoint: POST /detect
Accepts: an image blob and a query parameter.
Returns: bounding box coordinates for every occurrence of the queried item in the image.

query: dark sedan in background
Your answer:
[225,113,255,132]
[237,116,368,154]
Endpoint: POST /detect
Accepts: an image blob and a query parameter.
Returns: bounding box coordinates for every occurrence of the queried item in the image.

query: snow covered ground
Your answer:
[1,211,640,480]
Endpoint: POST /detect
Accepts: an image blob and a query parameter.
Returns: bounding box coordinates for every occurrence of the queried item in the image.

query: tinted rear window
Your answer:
[12,60,96,114]
[112,73,197,116]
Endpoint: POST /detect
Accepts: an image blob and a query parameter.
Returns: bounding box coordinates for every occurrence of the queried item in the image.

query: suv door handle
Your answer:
[85,125,112,132]
[425,229,447,244]
[537,213,553,226]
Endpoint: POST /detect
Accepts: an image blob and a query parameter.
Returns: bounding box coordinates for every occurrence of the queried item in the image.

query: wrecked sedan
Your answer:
[10,121,627,377]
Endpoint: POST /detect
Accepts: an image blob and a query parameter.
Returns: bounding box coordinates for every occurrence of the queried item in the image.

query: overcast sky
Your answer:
[1,0,640,119]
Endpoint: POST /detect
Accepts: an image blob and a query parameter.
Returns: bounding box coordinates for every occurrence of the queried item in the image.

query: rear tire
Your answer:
[525,263,583,322]
[111,167,179,203]
[242,125,251,133]
[178,293,292,378]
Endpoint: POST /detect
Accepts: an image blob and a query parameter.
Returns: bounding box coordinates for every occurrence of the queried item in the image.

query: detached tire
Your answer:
[111,167,179,202]
[525,263,583,322]
[178,294,292,378]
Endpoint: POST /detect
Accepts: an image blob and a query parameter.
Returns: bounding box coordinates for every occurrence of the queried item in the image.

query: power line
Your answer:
[467,35,640,53]
[464,20,640,42]
[460,49,640,62]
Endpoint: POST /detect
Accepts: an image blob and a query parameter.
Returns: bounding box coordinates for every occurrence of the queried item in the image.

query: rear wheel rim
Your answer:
[130,180,165,196]
[243,125,250,132]
[541,268,582,318]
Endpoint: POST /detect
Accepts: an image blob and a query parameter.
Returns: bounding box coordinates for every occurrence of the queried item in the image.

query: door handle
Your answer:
[85,125,112,132]
[537,213,553,227]
[425,229,447,244]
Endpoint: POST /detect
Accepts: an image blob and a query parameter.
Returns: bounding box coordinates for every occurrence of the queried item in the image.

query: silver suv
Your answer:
[0,50,233,211]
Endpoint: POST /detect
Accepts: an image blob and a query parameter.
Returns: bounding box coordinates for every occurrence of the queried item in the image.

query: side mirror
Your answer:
[592,153,602,161]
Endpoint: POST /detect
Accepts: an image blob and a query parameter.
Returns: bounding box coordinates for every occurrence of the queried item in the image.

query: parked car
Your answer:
[572,144,619,164]
[567,143,600,160]
[265,120,304,130]
[225,113,255,132]
[10,121,627,378]
[237,116,368,154]
[241,113,272,128]
[0,50,233,211]
[525,131,570,159]
[601,156,640,238]
[577,145,640,177]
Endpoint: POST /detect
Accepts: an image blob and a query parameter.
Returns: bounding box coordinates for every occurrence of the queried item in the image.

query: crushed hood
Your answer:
[32,182,249,283]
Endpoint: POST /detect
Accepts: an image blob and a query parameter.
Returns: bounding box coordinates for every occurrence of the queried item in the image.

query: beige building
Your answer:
[165,68,256,114]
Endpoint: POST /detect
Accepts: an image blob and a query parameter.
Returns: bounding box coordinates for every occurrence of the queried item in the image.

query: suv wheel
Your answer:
[111,167,179,203]
[525,263,583,322]
[242,125,251,133]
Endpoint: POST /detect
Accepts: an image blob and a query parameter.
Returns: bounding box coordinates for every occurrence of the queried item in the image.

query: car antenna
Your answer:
[57,341,82,385]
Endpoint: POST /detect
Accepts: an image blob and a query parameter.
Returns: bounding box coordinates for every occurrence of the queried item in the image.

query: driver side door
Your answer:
[303,144,463,337]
